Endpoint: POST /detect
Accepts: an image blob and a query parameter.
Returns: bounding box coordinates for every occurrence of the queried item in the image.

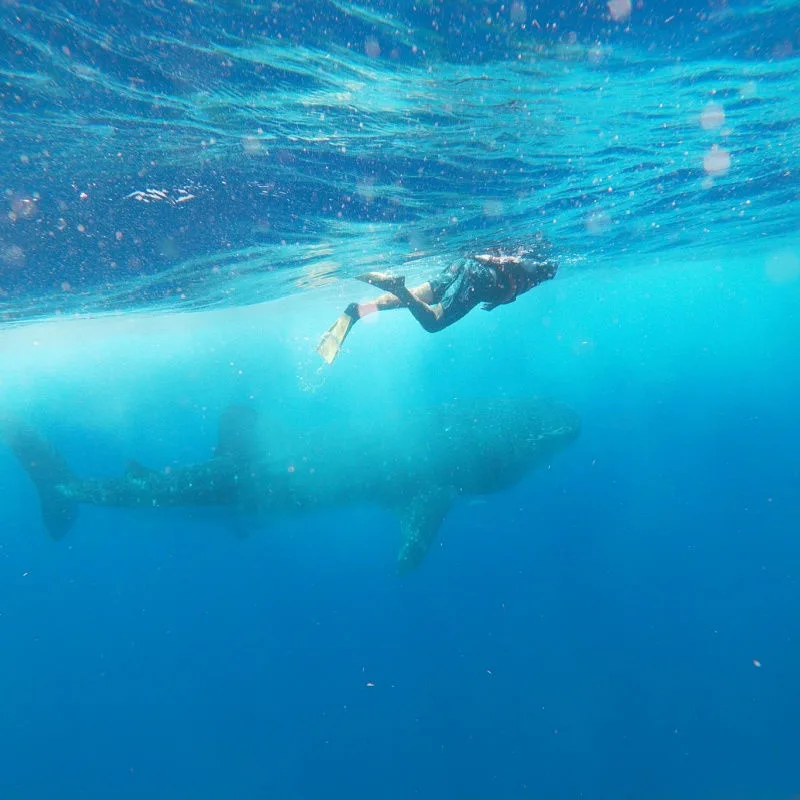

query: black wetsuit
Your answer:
[426,256,556,330]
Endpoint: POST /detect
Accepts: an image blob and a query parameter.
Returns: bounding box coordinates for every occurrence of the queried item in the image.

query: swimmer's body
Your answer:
[317,245,558,364]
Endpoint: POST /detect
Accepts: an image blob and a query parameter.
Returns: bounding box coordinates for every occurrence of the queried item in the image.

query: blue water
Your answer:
[1,0,800,798]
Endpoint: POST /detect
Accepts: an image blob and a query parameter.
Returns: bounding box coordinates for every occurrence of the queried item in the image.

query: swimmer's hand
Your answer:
[481,298,515,311]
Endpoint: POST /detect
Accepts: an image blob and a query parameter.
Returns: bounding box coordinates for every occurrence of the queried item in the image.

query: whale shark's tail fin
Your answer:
[0,418,78,539]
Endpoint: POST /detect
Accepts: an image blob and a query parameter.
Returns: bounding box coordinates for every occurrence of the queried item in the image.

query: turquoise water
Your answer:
[1,1,800,798]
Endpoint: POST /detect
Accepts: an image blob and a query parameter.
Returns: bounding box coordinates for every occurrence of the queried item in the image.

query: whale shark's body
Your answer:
[3,396,580,572]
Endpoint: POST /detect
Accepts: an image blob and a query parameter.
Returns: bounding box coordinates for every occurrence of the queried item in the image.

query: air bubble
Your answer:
[607,0,631,22]
[703,145,730,176]
[700,102,725,130]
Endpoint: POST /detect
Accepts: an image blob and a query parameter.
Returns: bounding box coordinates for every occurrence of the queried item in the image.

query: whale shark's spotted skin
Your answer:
[2,397,580,573]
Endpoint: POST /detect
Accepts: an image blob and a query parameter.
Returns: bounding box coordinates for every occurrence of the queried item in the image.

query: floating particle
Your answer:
[242,136,262,155]
[483,200,504,218]
[740,81,757,99]
[11,195,37,218]
[1,244,25,268]
[588,46,605,65]
[585,210,611,234]
[510,1,526,24]
[753,659,761,668]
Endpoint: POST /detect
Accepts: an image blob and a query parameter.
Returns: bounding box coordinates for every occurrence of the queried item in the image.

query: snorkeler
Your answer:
[317,245,558,364]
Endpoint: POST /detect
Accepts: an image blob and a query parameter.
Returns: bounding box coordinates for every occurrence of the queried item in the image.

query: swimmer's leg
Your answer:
[398,289,447,332]
[317,280,435,364]
[359,274,447,333]
[356,271,407,295]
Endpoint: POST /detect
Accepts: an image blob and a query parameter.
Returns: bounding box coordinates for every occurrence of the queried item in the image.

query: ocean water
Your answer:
[1,0,800,798]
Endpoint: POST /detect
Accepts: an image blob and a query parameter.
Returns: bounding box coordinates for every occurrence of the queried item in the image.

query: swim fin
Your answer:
[316,305,358,365]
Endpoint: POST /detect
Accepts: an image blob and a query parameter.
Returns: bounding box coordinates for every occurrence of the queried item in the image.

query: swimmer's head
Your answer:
[519,256,557,282]
[473,244,557,285]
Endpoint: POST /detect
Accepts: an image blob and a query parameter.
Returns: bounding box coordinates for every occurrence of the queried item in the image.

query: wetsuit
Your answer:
[426,256,556,330]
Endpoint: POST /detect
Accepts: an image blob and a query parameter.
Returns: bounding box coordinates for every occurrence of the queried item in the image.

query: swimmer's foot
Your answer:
[356,271,406,294]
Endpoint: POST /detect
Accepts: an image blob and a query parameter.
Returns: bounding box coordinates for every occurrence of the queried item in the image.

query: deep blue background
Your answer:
[2,342,799,798]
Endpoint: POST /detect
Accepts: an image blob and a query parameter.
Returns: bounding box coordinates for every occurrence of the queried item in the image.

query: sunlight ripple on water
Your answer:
[0,0,797,324]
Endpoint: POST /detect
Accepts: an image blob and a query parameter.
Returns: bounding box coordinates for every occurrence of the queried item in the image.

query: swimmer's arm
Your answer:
[474,254,522,265]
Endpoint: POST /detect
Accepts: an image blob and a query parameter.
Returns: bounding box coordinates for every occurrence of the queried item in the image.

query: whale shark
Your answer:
[2,396,580,572]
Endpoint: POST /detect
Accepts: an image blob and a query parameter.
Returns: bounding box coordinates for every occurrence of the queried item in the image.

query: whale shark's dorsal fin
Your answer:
[215,406,261,524]
[396,486,453,574]
[125,460,155,479]
[215,406,259,463]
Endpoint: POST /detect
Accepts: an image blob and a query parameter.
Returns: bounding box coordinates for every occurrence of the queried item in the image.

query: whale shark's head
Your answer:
[437,396,580,495]
[497,396,581,470]
[493,397,581,481]
[521,397,581,449]
[465,396,579,441]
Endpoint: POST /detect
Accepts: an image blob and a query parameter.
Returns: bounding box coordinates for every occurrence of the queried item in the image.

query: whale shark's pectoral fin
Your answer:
[396,487,453,574]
